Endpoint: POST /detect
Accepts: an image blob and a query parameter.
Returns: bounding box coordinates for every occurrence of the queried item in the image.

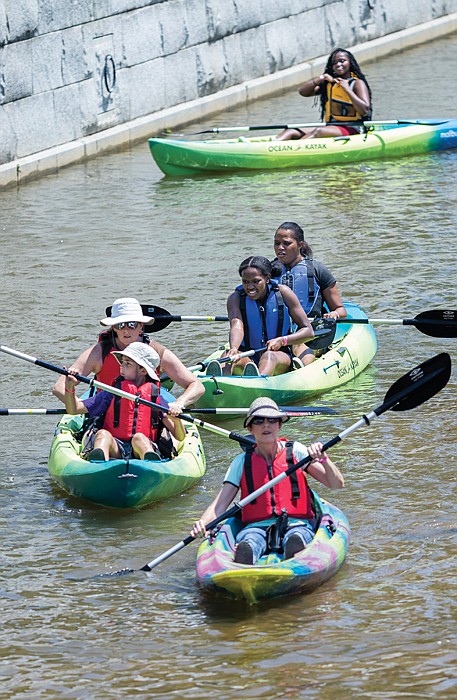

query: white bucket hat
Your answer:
[112,342,160,381]
[244,397,289,427]
[100,298,153,326]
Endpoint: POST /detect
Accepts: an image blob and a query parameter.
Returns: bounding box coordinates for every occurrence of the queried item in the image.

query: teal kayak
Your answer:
[48,411,206,509]
[149,119,457,176]
[195,491,349,603]
[193,302,377,410]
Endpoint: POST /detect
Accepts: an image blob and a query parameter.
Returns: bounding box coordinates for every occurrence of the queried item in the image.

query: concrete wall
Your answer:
[1,0,457,187]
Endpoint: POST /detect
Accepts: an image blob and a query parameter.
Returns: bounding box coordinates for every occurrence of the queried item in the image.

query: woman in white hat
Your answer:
[191,397,344,564]
[64,342,185,462]
[53,297,204,415]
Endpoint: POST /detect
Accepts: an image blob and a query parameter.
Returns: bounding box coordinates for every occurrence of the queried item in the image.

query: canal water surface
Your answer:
[0,34,456,699]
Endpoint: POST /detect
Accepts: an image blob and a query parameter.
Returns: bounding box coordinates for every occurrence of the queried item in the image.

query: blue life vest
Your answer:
[274,258,322,317]
[236,281,291,351]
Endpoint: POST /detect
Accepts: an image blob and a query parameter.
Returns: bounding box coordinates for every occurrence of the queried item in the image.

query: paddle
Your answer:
[0,405,336,417]
[325,310,457,339]
[119,304,456,340]
[161,119,450,136]
[102,352,451,577]
[184,405,336,416]
[0,344,254,447]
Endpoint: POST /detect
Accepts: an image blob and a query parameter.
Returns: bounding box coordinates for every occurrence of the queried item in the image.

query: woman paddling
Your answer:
[273,221,347,365]
[206,256,314,377]
[191,397,344,564]
[276,48,372,141]
[53,297,204,415]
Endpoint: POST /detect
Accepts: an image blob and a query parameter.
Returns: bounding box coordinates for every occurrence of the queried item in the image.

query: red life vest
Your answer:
[240,440,314,524]
[103,378,161,442]
[95,332,155,388]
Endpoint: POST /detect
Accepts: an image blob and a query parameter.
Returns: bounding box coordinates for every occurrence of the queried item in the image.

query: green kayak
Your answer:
[193,302,377,410]
[149,119,457,176]
[48,415,206,509]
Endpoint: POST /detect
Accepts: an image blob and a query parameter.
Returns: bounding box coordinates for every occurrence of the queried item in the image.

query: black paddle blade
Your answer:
[307,318,336,350]
[413,310,457,338]
[104,303,172,333]
[381,352,451,413]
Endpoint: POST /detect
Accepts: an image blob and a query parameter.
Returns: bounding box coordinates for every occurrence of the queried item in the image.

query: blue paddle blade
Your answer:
[382,352,451,412]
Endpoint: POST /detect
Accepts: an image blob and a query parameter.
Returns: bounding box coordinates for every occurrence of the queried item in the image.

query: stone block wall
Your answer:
[1,0,456,168]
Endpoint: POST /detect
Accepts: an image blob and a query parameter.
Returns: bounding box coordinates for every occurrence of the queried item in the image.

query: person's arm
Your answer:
[63,373,89,415]
[162,413,186,442]
[305,442,344,489]
[298,75,326,97]
[159,347,204,415]
[190,482,239,538]
[336,77,370,116]
[53,344,103,403]
[226,291,245,357]
[266,285,314,351]
[322,284,347,320]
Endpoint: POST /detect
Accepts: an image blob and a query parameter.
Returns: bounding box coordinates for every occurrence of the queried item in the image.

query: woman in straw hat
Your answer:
[191,397,343,564]
[53,297,204,416]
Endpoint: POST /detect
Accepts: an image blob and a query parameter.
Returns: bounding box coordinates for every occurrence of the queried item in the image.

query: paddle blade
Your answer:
[382,352,451,413]
[413,310,457,338]
[307,318,336,350]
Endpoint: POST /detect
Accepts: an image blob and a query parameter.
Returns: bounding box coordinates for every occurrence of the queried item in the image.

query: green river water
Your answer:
[0,34,456,699]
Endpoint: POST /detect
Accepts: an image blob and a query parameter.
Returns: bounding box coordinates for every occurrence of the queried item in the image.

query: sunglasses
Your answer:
[250,417,282,425]
[114,321,140,330]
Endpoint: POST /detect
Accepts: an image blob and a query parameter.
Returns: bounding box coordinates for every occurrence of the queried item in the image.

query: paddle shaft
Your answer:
[0,344,254,447]
[140,353,451,572]
[165,119,448,135]
[0,405,336,417]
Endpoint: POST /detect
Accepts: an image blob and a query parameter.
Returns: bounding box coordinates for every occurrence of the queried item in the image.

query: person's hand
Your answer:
[167,400,185,417]
[334,77,350,92]
[190,519,207,539]
[307,441,328,465]
[323,310,340,320]
[266,337,286,352]
[321,72,335,83]
[226,346,240,359]
[64,368,80,388]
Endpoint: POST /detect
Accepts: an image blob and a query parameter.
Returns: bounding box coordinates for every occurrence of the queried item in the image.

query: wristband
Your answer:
[282,336,288,347]
[319,456,328,464]
[65,388,75,394]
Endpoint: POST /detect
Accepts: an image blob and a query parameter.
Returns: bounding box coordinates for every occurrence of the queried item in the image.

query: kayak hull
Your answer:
[149,119,457,176]
[193,302,377,410]
[196,492,349,603]
[48,414,206,509]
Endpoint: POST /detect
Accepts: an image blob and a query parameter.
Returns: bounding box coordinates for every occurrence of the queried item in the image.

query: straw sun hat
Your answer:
[243,397,289,428]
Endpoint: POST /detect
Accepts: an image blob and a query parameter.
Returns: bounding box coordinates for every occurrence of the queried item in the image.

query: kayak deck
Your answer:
[196,493,350,603]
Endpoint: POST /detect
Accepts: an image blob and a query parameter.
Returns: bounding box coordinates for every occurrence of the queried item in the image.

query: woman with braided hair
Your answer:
[277,48,372,141]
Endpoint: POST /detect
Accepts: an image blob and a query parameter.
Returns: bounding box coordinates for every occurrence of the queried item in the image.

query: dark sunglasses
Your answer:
[250,417,282,425]
[114,321,140,330]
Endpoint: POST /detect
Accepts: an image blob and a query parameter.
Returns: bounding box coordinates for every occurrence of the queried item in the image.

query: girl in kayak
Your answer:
[207,256,314,377]
[53,297,203,417]
[191,397,344,564]
[273,221,347,364]
[276,48,372,140]
[64,342,185,462]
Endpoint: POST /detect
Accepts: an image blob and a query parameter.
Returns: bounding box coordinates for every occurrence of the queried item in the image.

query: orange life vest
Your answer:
[103,378,161,442]
[325,75,362,123]
[240,440,314,524]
